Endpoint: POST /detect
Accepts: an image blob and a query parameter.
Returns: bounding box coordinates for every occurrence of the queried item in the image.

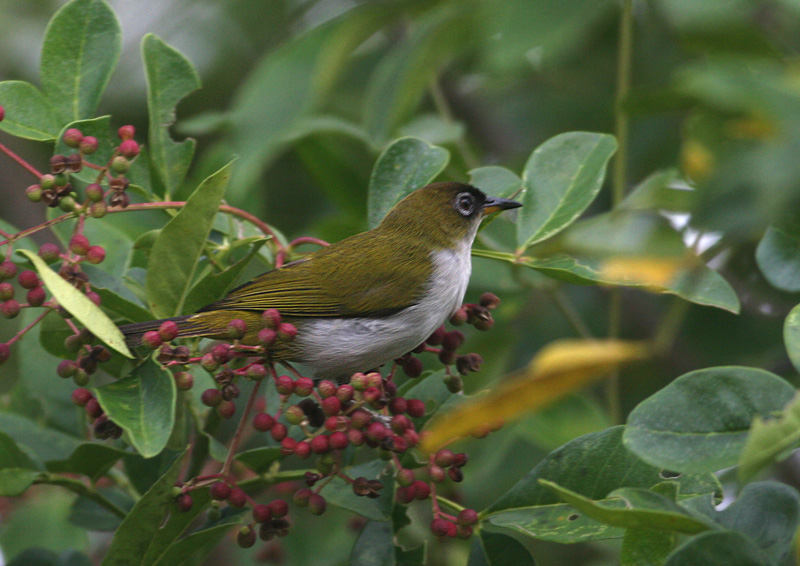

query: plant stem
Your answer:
[35,474,127,519]
[0,140,44,179]
[221,378,262,476]
[607,0,635,425]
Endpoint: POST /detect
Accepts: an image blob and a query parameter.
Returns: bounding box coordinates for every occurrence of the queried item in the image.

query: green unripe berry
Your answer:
[53,173,69,187]
[90,201,107,218]
[25,184,43,202]
[59,196,76,212]
[85,183,103,202]
[111,156,130,173]
[39,174,55,190]
[73,368,90,386]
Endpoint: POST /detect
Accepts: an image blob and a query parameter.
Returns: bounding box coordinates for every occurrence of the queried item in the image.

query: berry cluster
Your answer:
[71,387,122,439]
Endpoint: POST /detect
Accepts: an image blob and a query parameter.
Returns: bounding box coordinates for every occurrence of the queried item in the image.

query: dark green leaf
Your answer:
[47,443,128,481]
[94,361,176,458]
[82,266,152,323]
[145,161,232,318]
[518,132,617,249]
[17,249,133,358]
[350,520,393,566]
[665,531,773,566]
[739,393,800,481]
[468,530,536,566]
[0,429,43,471]
[142,34,200,197]
[621,528,675,566]
[367,137,449,228]
[756,222,800,292]
[486,427,720,543]
[234,447,282,474]
[8,548,91,566]
[0,412,81,463]
[0,81,61,140]
[69,489,135,531]
[624,367,795,473]
[40,0,121,122]
[324,460,393,521]
[0,469,42,497]
[152,522,240,566]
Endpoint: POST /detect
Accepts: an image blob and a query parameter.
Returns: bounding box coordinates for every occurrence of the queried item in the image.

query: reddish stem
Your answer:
[221,374,263,476]
[288,236,329,249]
[0,140,43,179]
[7,308,52,345]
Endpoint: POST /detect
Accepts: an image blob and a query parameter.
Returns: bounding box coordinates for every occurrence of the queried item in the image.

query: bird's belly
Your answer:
[294,246,471,380]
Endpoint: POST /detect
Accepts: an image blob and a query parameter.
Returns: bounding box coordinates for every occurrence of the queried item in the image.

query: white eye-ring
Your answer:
[455,192,476,216]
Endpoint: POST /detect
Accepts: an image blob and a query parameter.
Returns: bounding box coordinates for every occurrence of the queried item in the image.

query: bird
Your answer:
[119,182,521,380]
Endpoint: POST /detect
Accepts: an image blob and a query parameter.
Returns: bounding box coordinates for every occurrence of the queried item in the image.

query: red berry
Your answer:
[117,125,135,140]
[253,504,272,523]
[18,270,39,289]
[261,308,281,329]
[329,431,349,450]
[280,437,298,455]
[406,399,425,418]
[349,409,371,430]
[1,300,20,319]
[79,136,98,154]
[389,397,408,415]
[294,377,314,396]
[38,244,60,263]
[457,508,479,526]
[225,318,247,339]
[0,261,17,280]
[450,307,468,326]
[210,482,231,501]
[347,429,365,446]
[257,327,276,346]
[270,423,287,441]
[176,493,193,512]
[293,488,313,506]
[431,518,450,537]
[268,499,288,518]
[85,398,103,419]
[310,435,330,454]
[71,388,93,406]
[118,139,140,158]
[246,363,267,380]
[158,320,179,341]
[294,441,311,459]
[69,235,90,256]
[317,380,336,398]
[321,396,341,417]
[201,388,222,407]
[390,415,410,434]
[336,384,354,403]
[141,330,162,350]
[309,494,327,515]
[453,453,469,467]
[253,412,275,432]
[86,245,105,264]
[85,291,101,306]
[63,128,83,148]
[26,287,46,307]
[57,359,78,378]
[228,487,247,508]
[277,323,297,341]
[173,371,193,391]
[0,106,4,121]
[217,400,235,419]
[274,375,295,395]
[435,449,455,467]
[237,526,256,548]
[402,356,423,378]
[366,422,388,442]
[0,283,14,301]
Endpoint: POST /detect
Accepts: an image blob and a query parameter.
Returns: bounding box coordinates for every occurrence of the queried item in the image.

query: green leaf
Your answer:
[234,447,282,474]
[738,393,800,481]
[756,222,800,292]
[362,7,467,143]
[142,34,201,198]
[350,521,393,566]
[367,137,449,228]
[101,450,211,566]
[145,161,233,318]
[0,413,80,463]
[324,460,392,521]
[16,249,133,358]
[624,367,795,473]
[152,522,241,566]
[94,361,176,458]
[0,431,43,496]
[486,427,720,543]
[619,169,693,212]
[540,481,712,534]
[713,482,800,564]
[70,489,134,532]
[181,239,265,314]
[621,528,675,566]
[82,266,152,323]
[469,166,524,200]
[40,0,121,122]
[468,531,536,566]
[665,531,773,566]
[785,303,800,374]
[47,444,128,482]
[523,393,612,451]
[517,132,617,250]
[54,116,116,184]
[0,81,61,140]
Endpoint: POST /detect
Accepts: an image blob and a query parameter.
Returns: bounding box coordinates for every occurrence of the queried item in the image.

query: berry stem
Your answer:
[0,212,75,247]
[7,308,52,346]
[221,375,263,476]
[0,139,44,179]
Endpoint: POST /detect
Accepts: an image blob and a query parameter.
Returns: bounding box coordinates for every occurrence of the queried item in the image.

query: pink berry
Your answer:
[210,482,231,501]
[253,412,275,432]
[431,518,450,537]
[0,282,14,301]
[406,399,425,418]
[141,330,162,350]
[158,320,179,341]
[118,139,140,158]
[69,235,90,256]
[79,136,98,154]
[310,435,330,454]
[71,388,93,406]
[26,287,46,307]
[0,261,17,280]
[1,300,20,319]
[38,244,60,263]
[117,125,135,140]
[18,270,39,289]
[252,504,272,523]
[86,245,105,264]
[0,106,4,122]
[268,499,288,518]
[63,128,83,148]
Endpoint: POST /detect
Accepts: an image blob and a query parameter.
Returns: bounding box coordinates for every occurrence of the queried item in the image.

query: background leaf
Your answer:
[0,81,61,140]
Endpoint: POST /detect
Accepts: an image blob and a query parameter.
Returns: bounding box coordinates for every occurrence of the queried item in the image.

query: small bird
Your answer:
[120,182,521,379]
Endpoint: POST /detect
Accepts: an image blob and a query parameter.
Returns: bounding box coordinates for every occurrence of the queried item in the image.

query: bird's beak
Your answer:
[482,196,523,215]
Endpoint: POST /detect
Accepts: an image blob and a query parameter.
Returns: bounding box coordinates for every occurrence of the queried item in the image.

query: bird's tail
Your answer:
[119,315,207,349]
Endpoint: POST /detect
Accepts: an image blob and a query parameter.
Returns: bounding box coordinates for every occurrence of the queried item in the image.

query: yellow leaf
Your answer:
[419,339,649,454]
[599,256,686,289]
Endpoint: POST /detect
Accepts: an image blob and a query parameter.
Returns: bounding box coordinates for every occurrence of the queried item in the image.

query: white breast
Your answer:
[295,241,473,380]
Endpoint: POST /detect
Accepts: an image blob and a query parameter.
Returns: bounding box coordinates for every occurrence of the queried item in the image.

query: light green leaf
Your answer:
[756,222,800,292]
[0,81,61,140]
[94,361,176,458]
[785,303,800,374]
[142,34,200,198]
[40,0,121,122]
[738,393,800,481]
[16,249,133,358]
[624,367,795,473]
[518,132,617,250]
[367,137,449,228]
[469,166,524,200]
[146,161,233,318]
[619,169,693,212]
[665,531,773,566]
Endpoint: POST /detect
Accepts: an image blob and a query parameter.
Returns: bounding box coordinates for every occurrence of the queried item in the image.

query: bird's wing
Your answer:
[198,232,431,318]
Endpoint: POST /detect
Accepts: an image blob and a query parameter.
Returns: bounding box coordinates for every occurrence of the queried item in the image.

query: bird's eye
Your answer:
[455,192,476,217]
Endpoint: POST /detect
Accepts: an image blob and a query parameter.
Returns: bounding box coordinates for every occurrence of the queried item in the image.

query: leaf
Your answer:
[486,427,720,543]
[468,530,536,566]
[621,528,675,566]
[785,303,800,374]
[70,489,134,532]
[665,531,773,566]
[324,460,392,521]
[47,444,128,482]
[523,393,612,451]
[624,367,795,473]
[0,81,61,140]
[0,413,81,463]
[517,132,617,250]
[350,521,393,566]
[738,393,800,481]
[619,169,693,212]
[145,161,233,318]
[367,137,449,229]
[40,0,121,122]
[419,339,648,454]
[101,450,210,566]
[152,521,241,566]
[142,34,201,198]
[540,481,712,534]
[16,249,133,358]
[756,222,800,292]
[469,166,524,200]
[0,431,43,496]
[54,117,117,184]
[234,447,282,474]
[93,361,176,458]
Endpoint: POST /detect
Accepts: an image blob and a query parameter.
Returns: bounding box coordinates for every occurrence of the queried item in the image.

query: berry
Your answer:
[65,153,82,173]
[38,244,60,263]
[86,246,105,264]
[270,423,287,441]
[85,183,103,202]
[176,493,193,512]
[310,435,330,454]
[85,398,103,419]
[118,139,140,158]
[479,292,500,309]
[428,465,446,483]
[329,431,349,450]
[294,377,314,396]
[141,331,162,350]
[412,480,431,500]
[435,449,455,467]
[309,494,327,515]
[173,371,193,391]
[69,235,90,256]
[257,327,276,346]
[50,154,67,174]
[57,359,78,378]
[293,488,313,506]
[350,409,372,429]
[453,453,469,467]
[0,343,9,365]
[111,156,129,173]
[0,283,13,301]
[450,307,468,326]
[0,261,17,280]
[335,384,354,403]
[225,318,247,339]
[237,526,256,549]
[71,388,93,406]
[268,499,289,518]
[431,518,450,537]
[366,422,388,443]
[402,356,423,378]
[158,320,179,341]
[448,467,464,483]
[294,441,311,459]
[347,429,365,446]
[390,415,410,434]
[26,287,46,307]
[58,196,76,212]
[79,136,98,154]
[228,487,247,508]
[246,363,267,381]
[25,184,43,202]
[442,331,465,352]
[85,291,101,306]
[201,388,222,407]
[210,482,231,501]
[261,308,281,329]
[277,323,297,341]
[0,106,4,121]
[406,399,425,418]
[253,504,272,523]
[389,397,408,415]
[253,412,275,432]
[117,125,135,140]
[280,437,297,455]
[217,400,235,419]
[63,128,83,148]
[17,270,38,289]
[321,396,341,417]
[457,508,479,526]
[1,300,20,319]
[274,375,295,395]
